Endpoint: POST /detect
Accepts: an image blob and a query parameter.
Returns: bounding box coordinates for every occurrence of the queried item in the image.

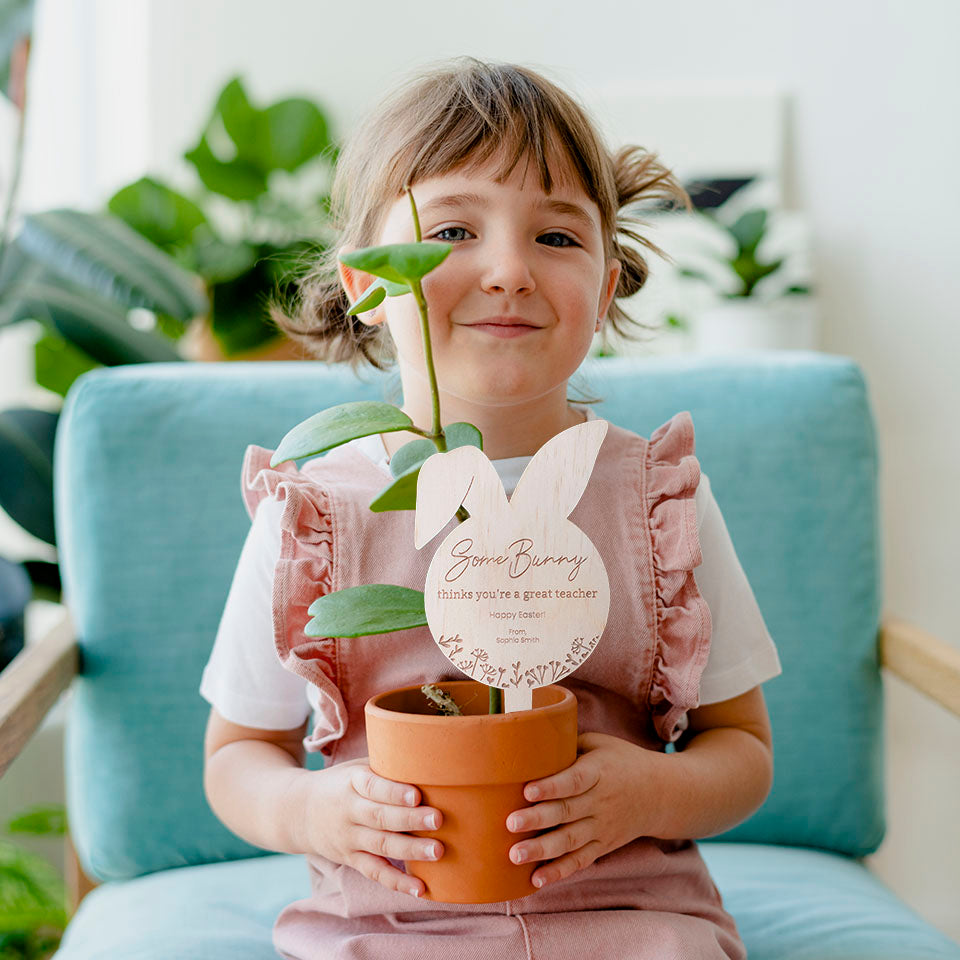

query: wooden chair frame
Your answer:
[1,610,958,912]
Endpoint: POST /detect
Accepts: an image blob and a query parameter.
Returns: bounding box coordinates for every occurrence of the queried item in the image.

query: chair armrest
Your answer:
[879,616,960,718]
[0,609,78,777]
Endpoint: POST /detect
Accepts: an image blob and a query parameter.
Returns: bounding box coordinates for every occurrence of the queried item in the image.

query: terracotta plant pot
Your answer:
[365,680,577,903]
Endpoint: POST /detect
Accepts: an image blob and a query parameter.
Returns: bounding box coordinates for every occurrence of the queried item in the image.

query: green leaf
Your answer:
[727,209,767,258]
[306,584,426,638]
[261,98,330,172]
[0,409,56,545]
[16,210,208,319]
[107,177,207,251]
[347,282,386,315]
[271,401,413,466]
[6,805,65,837]
[340,241,451,285]
[443,421,483,452]
[216,77,259,161]
[189,224,258,284]
[346,276,409,316]
[389,437,437,479]
[34,330,100,397]
[184,133,268,201]
[369,463,421,512]
[0,276,182,365]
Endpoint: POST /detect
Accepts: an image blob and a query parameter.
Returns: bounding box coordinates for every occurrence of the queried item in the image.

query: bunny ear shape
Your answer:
[509,418,608,518]
[414,445,508,549]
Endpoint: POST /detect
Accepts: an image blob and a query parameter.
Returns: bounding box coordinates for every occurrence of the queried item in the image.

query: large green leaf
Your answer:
[306,584,426,638]
[0,408,56,545]
[340,241,451,285]
[34,330,100,397]
[16,210,208,319]
[184,133,268,202]
[0,276,181,365]
[271,402,413,467]
[261,98,330,172]
[185,77,332,200]
[107,177,207,250]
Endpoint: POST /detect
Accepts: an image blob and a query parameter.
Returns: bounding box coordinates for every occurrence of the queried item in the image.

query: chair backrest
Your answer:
[55,353,884,881]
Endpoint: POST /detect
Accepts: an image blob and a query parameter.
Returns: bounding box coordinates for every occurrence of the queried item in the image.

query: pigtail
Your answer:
[601,145,694,345]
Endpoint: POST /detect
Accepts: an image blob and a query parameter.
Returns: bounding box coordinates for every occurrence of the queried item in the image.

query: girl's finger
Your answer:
[352,767,419,808]
[529,839,604,889]
[350,850,424,898]
[353,824,444,866]
[353,794,442,834]
[508,792,589,832]
[509,817,596,865]
[524,759,596,802]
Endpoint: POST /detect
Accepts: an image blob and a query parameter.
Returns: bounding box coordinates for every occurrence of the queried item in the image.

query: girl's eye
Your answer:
[539,232,579,248]
[429,227,580,247]
[432,226,470,242]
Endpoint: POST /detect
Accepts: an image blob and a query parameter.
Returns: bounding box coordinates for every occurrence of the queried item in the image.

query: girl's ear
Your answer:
[597,257,622,324]
[337,245,383,326]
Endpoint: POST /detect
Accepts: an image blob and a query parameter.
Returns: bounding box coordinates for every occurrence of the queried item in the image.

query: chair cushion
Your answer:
[54,844,960,960]
[55,353,883,879]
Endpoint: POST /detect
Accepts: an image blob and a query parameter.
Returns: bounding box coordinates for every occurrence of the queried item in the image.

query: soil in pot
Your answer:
[365,680,578,904]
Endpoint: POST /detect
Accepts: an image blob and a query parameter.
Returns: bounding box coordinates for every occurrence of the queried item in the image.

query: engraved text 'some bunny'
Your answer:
[415,419,611,713]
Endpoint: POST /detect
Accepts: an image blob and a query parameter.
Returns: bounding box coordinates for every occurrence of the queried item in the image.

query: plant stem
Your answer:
[404,186,470,525]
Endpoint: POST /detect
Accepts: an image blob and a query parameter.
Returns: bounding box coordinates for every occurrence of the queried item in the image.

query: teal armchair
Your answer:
[2,353,959,958]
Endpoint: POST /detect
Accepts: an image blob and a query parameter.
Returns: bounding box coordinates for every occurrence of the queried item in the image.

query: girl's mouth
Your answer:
[468,323,539,339]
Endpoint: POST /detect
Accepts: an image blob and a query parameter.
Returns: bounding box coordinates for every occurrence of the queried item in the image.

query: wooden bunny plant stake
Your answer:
[415,420,610,713]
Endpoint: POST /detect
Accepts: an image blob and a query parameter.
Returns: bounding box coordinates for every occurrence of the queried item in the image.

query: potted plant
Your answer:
[268,188,611,903]
[671,182,817,353]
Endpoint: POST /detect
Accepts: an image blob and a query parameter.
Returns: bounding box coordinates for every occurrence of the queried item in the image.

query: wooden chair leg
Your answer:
[65,831,98,913]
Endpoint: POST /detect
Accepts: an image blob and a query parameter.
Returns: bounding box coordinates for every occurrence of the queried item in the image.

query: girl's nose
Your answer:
[479,239,536,296]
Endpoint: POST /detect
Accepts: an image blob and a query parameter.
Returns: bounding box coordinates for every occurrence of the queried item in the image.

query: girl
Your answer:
[201,57,781,960]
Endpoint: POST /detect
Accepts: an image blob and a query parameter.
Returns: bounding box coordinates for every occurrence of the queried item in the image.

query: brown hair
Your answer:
[269,57,692,382]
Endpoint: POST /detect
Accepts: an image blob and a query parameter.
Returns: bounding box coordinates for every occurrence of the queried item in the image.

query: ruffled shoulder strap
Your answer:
[644,412,712,742]
[239,444,347,755]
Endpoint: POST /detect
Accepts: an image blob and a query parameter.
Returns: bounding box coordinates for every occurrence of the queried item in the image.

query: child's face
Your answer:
[341,148,621,412]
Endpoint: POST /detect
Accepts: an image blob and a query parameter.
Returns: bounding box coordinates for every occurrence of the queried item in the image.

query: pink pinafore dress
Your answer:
[241,411,746,960]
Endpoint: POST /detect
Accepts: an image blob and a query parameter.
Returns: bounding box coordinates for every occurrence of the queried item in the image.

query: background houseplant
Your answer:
[670,178,817,353]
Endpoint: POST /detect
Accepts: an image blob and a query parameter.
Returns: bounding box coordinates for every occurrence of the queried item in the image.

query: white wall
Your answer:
[4,0,959,942]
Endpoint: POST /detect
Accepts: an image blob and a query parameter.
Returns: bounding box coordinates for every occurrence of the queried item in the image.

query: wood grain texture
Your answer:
[416,420,611,713]
[880,616,960,718]
[0,610,78,778]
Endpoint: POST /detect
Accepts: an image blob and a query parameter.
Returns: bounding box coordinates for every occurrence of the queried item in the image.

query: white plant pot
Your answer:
[691,297,819,354]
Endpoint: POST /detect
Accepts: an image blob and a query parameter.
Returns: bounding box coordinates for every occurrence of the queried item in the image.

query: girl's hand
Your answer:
[505,731,659,889]
[301,756,443,899]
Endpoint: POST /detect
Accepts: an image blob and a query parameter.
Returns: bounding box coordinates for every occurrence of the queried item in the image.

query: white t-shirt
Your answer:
[201,413,782,731]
